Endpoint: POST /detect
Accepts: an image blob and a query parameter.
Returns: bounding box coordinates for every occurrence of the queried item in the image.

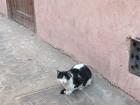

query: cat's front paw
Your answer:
[60,89,66,94]
[64,90,73,95]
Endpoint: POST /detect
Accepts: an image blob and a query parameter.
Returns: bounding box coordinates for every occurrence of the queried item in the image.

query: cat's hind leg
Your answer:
[85,78,92,87]
[78,84,84,90]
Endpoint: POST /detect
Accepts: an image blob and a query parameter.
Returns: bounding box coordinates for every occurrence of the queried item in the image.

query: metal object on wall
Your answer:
[129,38,140,76]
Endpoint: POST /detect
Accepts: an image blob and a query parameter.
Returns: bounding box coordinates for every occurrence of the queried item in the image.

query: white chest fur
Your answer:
[64,78,74,90]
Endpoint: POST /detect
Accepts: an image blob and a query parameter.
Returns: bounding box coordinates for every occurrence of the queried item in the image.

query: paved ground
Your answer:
[0,15,139,105]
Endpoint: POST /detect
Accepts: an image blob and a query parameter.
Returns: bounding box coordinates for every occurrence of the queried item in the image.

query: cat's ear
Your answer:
[57,70,60,74]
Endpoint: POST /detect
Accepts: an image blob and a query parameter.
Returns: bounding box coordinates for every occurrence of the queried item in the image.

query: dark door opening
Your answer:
[6,0,36,32]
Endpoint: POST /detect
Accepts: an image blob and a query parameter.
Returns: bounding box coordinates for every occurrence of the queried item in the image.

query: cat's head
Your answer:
[57,70,72,84]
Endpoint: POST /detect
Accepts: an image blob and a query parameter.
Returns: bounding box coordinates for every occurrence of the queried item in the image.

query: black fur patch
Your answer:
[70,65,92,87]
[57,71,71,80]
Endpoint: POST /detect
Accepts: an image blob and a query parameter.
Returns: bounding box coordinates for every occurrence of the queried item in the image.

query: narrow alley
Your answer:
[0,15,139,105]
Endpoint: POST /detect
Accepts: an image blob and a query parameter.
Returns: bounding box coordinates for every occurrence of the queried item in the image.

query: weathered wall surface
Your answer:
[35,0,140,101]
[0,0,7,16]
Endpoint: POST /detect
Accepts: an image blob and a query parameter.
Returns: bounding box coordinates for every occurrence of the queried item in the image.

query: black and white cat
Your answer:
[57,64,92,95]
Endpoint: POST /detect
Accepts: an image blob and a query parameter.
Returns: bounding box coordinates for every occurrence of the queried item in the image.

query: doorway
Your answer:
[6,0,36,32]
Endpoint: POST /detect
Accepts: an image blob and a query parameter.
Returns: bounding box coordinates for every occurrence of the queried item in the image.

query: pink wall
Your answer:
[36,0,140,101]
[0,0,7,16]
